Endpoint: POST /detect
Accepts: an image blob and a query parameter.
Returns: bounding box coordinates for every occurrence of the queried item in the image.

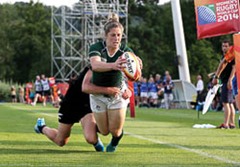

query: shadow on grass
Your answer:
[0,148,94,154]
[0,140,88,146]
[0,140,96,154]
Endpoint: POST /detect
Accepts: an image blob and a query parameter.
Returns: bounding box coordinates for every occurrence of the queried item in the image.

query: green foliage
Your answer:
[129,3,177,78]
[0,80,22,102]
[188,40,220,84]
[0,0,234,86]
[0,1,52,84]
[0,4,16,80]
[128,0,231,86]
[0,81,11,102]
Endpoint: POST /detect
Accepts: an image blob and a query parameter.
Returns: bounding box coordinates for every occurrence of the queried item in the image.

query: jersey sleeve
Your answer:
[88,43,102,58]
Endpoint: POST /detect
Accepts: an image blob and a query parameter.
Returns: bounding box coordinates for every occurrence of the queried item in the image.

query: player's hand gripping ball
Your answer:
[122,52,141,82]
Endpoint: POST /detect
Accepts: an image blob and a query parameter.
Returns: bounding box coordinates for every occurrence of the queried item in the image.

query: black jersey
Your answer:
[58,66,91,124]
[220,57,235,83]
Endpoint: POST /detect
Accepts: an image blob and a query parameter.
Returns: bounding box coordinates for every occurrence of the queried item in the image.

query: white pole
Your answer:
[171,0,191,82]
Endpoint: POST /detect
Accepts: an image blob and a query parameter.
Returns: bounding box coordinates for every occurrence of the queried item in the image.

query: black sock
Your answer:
[96,125,100,133]
[39,125,46,134]
[93,138,100,146]
[111,130,124,147]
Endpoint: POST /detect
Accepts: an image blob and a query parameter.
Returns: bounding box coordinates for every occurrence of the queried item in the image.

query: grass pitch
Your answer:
[0,103,240,167]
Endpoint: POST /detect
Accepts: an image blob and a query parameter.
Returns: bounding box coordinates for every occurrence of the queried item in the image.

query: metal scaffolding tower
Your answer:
[51,0,128,82]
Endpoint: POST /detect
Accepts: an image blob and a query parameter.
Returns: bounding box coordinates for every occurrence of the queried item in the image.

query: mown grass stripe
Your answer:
[126,132,240,165]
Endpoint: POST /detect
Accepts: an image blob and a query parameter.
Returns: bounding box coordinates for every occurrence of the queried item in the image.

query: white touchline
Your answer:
[125,132,240,165]
[40,112,57,117]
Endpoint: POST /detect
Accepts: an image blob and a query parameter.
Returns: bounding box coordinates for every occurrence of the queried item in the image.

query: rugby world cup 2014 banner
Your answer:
[194,0,240,39]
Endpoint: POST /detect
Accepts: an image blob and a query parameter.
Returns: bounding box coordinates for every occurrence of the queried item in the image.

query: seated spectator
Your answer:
[139,77,149,108]
[148,77,158,108]
[133,81,140,107]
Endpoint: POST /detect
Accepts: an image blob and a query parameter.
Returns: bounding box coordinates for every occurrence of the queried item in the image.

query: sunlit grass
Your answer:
[0,103,239,167]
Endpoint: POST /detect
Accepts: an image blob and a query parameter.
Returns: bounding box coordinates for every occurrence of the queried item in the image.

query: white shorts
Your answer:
[140,92,148,98]
[148,92,158,99]
[164,93,173,101]
[90,83,129,113]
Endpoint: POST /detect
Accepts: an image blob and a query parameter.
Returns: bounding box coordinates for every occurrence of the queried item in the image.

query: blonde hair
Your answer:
[104,13,124,35]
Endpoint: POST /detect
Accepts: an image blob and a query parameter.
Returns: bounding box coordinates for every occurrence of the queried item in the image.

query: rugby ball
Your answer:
[197,6,216,25]
[122,52,141,82]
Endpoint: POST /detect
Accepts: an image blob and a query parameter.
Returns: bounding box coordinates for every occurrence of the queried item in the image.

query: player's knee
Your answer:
[58,141,66,147]
[109,128,121,137]
[56,139,68,147]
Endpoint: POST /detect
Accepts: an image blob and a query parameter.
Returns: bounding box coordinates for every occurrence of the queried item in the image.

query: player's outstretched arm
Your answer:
[90,56,126,72]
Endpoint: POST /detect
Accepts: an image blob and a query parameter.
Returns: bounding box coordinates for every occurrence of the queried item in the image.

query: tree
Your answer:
[0,0,233,85]
[188,40,220,84]
[7,1,52,83]
[0,4,17,81]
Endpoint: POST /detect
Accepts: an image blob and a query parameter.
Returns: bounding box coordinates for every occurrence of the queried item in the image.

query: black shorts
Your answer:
[42,90,51,96]
[221,83,234,103]
[36,91,43,96]
[58,67,92,124]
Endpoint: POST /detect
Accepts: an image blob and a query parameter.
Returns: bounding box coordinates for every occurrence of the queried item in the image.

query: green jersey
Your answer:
[89,41,133,87]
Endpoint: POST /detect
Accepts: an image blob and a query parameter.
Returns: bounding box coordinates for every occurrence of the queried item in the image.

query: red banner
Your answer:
[128,81,135,118]
[26,82,33,89]
[57,83,69,96]
[48,77,56,87]
[233,34,240,95]
[195,0,240,39]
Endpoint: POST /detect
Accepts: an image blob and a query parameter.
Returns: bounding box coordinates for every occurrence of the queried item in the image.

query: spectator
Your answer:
[10,86,17,103]
[162,75,174,109]
[51,84,61,108]
[155,74,163,107]
[148,77,158,108]
[196,75,204,95]
[163,70,171,82]
[232,74,239,113]
[133,81,140,107]
[207,75,222,111]
[18,86,25,103]
[31,75,43,106]
[29,88,35,104]
[41,74,53,106]
[212,40,235,129]
[139,77,149,108]
[195,74,204,110]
